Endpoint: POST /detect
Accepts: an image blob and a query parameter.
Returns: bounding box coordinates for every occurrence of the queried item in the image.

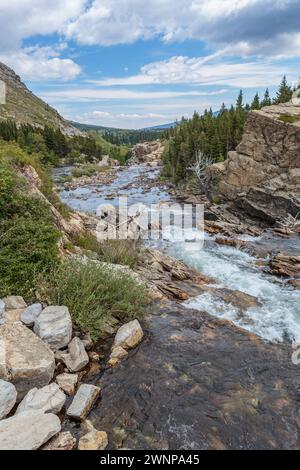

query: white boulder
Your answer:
[21,303,43,326]
[0,380,17,419]
[0,411,61,450]
[16,383,66,415]
[34,306,72,350]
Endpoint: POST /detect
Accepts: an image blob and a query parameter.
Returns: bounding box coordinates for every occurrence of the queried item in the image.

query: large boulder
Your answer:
[0,411,61,450]
[16,383,66,415]
[207,103,300,225]
[34,306,72,350]
[67,384,100,421]
[0,323,55,400]
[0,379,17,419]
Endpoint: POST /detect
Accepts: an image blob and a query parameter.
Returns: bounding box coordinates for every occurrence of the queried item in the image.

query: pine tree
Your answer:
[274,76,293,104]
[251,93,260,110]
[261,88,271,107]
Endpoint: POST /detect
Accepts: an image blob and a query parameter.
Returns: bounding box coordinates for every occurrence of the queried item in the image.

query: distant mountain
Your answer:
[0,62,80,135]
[142,122,177,130]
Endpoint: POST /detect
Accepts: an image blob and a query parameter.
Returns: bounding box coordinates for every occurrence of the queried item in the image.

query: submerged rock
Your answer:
[67,384,101,421]
[0,323,55,400]
[78,429,108,451]
[21,303,43,326]
[0,379,17,419]
[3,296,26,310]
[0,411,61,450]
[16,383,66,415]
[91,303,300,450]
[34,306,72,350]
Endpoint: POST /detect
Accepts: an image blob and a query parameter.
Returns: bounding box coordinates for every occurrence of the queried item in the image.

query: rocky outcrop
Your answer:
[208,103,300,225]
[129,141,164,166]
[0,61,81,135]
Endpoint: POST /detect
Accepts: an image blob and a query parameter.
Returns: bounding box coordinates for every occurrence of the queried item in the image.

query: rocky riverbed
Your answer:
[50,156,300,450]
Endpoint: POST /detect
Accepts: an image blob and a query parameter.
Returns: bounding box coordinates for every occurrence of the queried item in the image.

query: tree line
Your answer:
[0,120,104,166]
[162,76,294,184]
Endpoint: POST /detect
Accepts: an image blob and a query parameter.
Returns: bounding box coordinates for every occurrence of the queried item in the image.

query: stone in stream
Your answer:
[78,429,108,451]
[67,384,101,421]
[60,337,89,372]
[113,320,144,351]
[108,346,128,368]
[0,379,17,419]
[56,373,78,396]
[2,296,27,310]
[42,431,76,451]
[34,306,72,350]
[0,411,61,450]
[0,323,55,400]
[16,383,66,415]
[21,303,43,326]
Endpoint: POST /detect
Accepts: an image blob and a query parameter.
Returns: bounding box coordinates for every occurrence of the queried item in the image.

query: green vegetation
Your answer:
[278,114,300,124]
[37,259,147,340]
[0,143,60,298]
[69,120,164,146]
[162,76,294,185]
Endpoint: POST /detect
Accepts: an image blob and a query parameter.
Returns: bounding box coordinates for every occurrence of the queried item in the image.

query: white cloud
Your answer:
[87,54,291,89]
[42,87,227,102]
[66,0,300,58]
[0,45,81,81]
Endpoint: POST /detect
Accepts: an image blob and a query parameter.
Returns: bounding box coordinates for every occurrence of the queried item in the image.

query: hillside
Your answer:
[0,62,80,135]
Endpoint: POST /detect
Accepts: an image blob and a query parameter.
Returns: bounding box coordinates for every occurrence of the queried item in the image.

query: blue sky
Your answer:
[0,1,300,129]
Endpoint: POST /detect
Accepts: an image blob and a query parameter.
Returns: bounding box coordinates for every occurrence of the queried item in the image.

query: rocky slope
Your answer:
[208,102,300,225]
[0,62,80,135]
[128,140,164,166]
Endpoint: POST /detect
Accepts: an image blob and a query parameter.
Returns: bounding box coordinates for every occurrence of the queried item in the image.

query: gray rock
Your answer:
[0,411,61,450]
[61,337,89,372]
[0,380,17,419]
[34,306,72,350]
[16,383,66,415]
[3,296,27,310]
[113,320,144,350]
[56,373,78,396]
[0,300,5,318]
[67,384,100,421]
[0,323,55,400]
[21,303,43,326]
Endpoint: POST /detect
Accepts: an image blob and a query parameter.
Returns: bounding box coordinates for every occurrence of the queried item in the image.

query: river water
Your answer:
[54,164,300,343]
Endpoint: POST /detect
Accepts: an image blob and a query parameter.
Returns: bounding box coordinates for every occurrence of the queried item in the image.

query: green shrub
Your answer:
[98,239,141,268]
[37,259,147,340]
[279,114,300,124]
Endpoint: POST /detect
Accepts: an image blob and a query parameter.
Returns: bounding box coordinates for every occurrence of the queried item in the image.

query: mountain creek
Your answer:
[53,163,300,450]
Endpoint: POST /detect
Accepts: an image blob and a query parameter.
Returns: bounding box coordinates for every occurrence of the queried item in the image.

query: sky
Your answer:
[0,0,300,129]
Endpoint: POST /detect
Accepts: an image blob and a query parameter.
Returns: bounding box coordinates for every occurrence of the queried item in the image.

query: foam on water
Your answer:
[170,237,300,342]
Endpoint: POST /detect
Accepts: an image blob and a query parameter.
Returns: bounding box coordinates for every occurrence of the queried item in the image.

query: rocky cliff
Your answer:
[0,62,80,135]
[129,140,164,166]
[208,103,300,225]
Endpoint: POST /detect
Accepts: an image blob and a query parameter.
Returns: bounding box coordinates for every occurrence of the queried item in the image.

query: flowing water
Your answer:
[54,164,300,343]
